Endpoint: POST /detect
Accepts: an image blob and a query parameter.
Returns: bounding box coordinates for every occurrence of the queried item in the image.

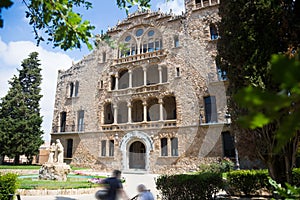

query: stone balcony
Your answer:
[113,49,165,65]
[108,82,168,97]
[101,120,177,131]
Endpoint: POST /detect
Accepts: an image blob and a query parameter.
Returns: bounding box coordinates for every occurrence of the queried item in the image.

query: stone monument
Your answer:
[39,139,71,181]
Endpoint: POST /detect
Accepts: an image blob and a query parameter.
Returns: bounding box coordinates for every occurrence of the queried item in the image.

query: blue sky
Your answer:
[0,0,184,142]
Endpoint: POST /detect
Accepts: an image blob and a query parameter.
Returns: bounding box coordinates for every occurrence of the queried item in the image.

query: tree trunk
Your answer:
[267,137,299,185]
[14,154,20,165]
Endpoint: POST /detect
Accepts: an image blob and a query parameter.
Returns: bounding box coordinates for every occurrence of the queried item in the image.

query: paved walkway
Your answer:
[21,172,160,200]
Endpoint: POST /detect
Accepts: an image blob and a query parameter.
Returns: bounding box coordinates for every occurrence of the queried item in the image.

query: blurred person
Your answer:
[137,184,154,200]
[96,169,129,200]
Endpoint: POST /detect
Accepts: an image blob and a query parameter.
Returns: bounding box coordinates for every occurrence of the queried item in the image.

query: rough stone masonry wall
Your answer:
[50,4,228,173]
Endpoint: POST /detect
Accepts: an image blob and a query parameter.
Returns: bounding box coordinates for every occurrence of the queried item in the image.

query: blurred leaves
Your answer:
[1,0,156,51]
[0,0,13,28]
[235,53,300,150]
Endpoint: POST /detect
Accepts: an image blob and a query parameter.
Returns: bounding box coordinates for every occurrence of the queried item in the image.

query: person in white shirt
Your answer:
[137,184,154,200]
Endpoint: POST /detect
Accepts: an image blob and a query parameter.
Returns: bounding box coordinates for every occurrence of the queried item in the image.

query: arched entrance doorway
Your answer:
[129,141,146,169]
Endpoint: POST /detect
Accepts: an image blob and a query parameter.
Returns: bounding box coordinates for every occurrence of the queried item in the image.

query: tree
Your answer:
[217,0,300,184]
[0,52,44,164]
[0,0,152,51]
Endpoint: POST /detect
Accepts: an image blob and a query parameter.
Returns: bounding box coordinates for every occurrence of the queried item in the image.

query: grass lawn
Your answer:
[18,179,96,190]
[0,165,89,171]
[18,174,107,190]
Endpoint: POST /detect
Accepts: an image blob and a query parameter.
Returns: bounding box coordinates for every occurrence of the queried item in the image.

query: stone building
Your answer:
[50,0,235,173]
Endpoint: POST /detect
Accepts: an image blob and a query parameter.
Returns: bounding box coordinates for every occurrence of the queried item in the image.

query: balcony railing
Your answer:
[195,0,220,9]
[101,120,177,131]
[52,124,85,133]
[113,50,165,65]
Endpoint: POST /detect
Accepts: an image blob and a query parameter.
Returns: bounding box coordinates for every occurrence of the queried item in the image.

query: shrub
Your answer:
[269,179,300,199]
[225,169,271,196]
[0,173,19,200]
[156,172,223,200]
[199,158,234,173]
[292,168,300,187]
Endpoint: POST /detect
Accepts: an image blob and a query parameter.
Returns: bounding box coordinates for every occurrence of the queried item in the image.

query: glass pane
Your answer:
[125,36,131,42]
[136,29,144,37]
[148,30,155,37]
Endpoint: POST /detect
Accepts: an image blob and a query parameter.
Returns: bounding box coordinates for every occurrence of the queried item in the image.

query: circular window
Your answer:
[136,29,144,37]
[148,30,155,37]
[125,36,131,42]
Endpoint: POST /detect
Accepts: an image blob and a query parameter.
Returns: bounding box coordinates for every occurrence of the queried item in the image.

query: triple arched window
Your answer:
[119,27,163,58]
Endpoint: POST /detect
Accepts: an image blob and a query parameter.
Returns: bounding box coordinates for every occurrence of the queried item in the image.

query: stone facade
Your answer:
[51,0,233,174]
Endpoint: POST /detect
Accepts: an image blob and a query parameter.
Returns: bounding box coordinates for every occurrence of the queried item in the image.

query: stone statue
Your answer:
[55,139,64,163]
[48,143,56,163]
[39,139,70,181]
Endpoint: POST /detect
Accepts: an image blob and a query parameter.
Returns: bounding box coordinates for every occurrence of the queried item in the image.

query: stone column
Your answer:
[115,74,119,90]
[128,70,132,88]
[158,65,162,84]
[168,138,172,156]
[113,104,118,124]
[127,101,132,123]
[159,98,164,121]
[143,67,147,86]
[143,100,147,122]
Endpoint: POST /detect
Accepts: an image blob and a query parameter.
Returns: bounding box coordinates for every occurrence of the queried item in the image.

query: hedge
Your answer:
[156,172,223,200]
[0,173,19,200]
[225,169,271,196]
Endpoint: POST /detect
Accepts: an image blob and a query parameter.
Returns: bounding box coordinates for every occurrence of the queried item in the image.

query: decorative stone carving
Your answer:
[38,163,71,181]
[39,139,70,181]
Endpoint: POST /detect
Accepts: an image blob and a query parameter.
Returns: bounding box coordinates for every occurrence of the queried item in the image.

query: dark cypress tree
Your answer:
[0,52,44,164]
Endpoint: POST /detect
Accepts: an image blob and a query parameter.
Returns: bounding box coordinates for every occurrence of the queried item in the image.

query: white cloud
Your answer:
[156,0,185,15]
[0,38,73,142]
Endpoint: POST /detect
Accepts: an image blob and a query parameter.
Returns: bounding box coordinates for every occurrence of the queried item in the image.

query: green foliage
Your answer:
[24,0,95,50]
[0,173,19,200]
[19,178,94,190]
[1,0,158,50]
[156,172,223,200]
[116,0,151,14]
[0,0,13,28]
[235,53,300,151]
[225,170,271,196]
[218,0,300,184]
[292,168,300,187]
[0,52,44,164]
[0,165,41,170]
[199,158,234,173]
[269,178,300,199]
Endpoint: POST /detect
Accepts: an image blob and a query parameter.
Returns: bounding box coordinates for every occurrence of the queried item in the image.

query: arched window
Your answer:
[104,103,114,124]
[66,139,73,158]
[119,27,163,58]
[119,34,137,58]
[171,137,178,156]
[204,96,218,123]
[102,52,106,62]
[147,97,159,121]
[174,35,179,47]
[117,101,128,123]
[118,69,129,89]
[132,67,144,87]
[69,82,74,97]
[132,100,143,122]
[147,65,159,85]
[210,24,219,40]
[74,81,79,97]
[163,96,177,120]
[161,66,168,82]
[161,138,168,156]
